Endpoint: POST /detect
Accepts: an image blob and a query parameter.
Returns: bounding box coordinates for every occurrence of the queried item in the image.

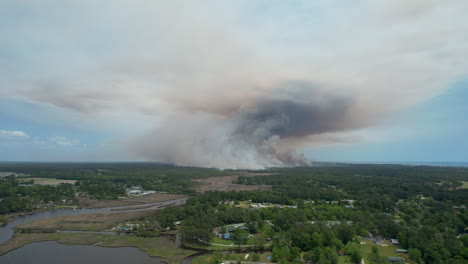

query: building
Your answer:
[391,239,399,245]
[388,257,404,263]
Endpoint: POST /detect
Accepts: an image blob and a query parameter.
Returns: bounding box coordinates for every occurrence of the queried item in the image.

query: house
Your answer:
[391,239,399,245]
[388,257,404,263]
[396,249,408,254]
[223,233,231,240]
[342,199,356,204]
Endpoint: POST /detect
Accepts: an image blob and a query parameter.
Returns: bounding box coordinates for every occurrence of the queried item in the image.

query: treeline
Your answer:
[147,189,466,263]
[0,176,76,214]
[238,165,468,209]
[0,162,229,199]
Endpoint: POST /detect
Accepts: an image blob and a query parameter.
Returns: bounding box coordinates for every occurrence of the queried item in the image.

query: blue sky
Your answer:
[1,1,467,168]
[308,79,468,162]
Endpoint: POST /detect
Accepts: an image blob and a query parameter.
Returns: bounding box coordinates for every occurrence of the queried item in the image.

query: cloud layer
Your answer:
[1,1,468,168]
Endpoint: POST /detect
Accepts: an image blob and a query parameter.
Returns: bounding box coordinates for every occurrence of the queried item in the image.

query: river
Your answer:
[0,197,189,263]
[0,241,164,264]
[0,197,187,244]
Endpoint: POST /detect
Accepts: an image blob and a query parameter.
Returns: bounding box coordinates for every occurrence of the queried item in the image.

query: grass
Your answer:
[360,239,414,264]
[192,254,215,264]
[193,239,415,264]
[460,181,468,189]
[193,252,274,264]
[212,236,235,245]
[0,233,195,264]
[19,177,77,185]
[15,210,158,231]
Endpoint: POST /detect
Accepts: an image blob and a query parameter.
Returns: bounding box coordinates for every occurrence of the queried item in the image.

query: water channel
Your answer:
[0,241,164,264]
[0,197,188,263]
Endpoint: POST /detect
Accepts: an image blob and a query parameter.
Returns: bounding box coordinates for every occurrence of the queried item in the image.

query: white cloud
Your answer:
[0,129,30,139]
[48,136,80,147]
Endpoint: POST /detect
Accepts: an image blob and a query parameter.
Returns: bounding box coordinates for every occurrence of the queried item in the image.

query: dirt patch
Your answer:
[15,210,157,231]
[192,173,273,193]
[78,193,187,209]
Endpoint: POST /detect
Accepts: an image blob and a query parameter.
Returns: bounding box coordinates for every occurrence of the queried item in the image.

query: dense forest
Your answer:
[0,162,227,214]
[140,165,467,264]
[1,163,467,263]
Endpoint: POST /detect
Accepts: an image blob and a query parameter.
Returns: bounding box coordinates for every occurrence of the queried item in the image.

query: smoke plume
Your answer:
[2,1,468,168]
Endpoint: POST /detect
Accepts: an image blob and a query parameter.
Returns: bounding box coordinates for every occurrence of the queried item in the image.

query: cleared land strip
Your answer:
[192,173,273,193]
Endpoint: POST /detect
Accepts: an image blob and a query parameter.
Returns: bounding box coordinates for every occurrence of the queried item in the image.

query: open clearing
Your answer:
[78,193,187,208]
[460,181,468,189]
[15,210,158,231]
[0,233,194,264]
[192,173,273,193]
[19,177,77,185]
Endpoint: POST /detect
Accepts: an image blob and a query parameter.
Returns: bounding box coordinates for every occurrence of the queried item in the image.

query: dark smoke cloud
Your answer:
[131,82,365,169]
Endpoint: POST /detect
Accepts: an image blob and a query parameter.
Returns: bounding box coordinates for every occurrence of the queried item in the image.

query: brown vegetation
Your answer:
[78,193,187,208]
[15,210,157,231]
[192,173,273,193]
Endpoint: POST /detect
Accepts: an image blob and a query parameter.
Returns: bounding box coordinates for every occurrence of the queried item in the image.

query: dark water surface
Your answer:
[0,197,188,263]
[0,197,187,244]
[0,241,163,264]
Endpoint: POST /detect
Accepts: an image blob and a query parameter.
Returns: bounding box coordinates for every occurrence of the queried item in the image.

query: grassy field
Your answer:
[212,236,235,245]
[356,239,414,264]
[19,177,76,185]
[460,181,468,189]
[193,252,274,264]
[15,210,158,231]
[0,233,195,264]
[361,243,413,263]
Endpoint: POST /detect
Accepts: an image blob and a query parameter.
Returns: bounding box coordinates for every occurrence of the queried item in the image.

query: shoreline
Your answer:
[0,232,195,264]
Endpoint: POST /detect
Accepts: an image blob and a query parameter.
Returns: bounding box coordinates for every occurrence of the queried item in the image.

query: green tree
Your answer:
[252,253,260,262]
[232,229,248,247]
